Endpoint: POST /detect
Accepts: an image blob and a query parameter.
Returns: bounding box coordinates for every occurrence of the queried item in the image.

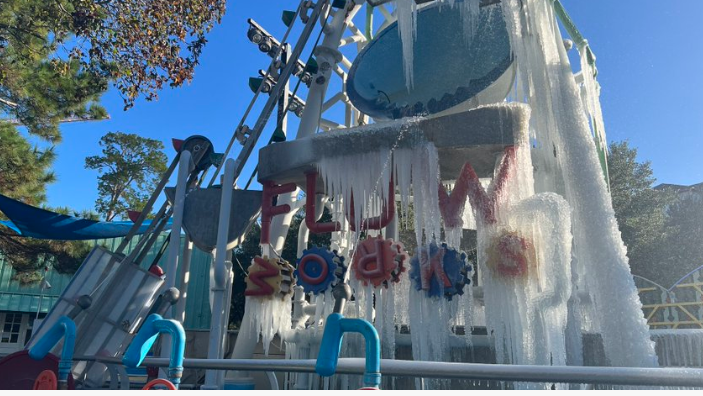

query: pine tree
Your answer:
[85,132,168,221]
[0,0,225,281]
[0,122,91,281]
[658,190,703,285]
[608,141,676,282]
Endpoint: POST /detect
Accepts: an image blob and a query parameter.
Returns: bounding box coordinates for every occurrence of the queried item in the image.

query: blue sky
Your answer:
[43,0,703,214]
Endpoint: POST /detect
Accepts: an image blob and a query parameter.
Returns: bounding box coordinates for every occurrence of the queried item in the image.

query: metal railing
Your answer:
[638,277,703,329]
[74,355,703,389]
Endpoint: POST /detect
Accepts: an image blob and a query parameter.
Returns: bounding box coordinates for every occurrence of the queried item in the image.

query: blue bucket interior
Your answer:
[346,2,512,120]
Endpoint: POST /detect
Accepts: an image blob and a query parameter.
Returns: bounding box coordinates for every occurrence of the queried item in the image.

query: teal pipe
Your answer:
[316,313,381,389]
[28,316,76,390]
[123,314,186,388]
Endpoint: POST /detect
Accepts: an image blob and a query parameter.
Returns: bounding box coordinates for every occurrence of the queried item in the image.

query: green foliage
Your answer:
[0,122,55,204]
[0,1,107,141]
[0,125,92,279]
[0,0,225,140]
[0,0,224,280]
[1,0,226,109]
[229,222,261,328]
[658,191,703,285]
[3,236,92,283]
[71,0,226,109]
[85,132,168,221]
[608,141,677,282]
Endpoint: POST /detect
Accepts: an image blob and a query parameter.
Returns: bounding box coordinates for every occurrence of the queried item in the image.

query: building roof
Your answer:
[0,254,71,314]
[654,182,703,193]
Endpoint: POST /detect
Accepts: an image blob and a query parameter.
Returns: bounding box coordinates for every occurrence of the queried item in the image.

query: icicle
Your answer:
[651,330,703,367]
[395,0,417,89]
[460,0,481,43]
[243,295,293,355]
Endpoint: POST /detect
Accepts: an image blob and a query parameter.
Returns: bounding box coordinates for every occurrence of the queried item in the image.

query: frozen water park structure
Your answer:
[2,0,703,390]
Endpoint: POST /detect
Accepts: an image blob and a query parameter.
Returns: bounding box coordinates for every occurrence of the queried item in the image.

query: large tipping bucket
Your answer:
[26,246,164,387]
[346,0,513,120]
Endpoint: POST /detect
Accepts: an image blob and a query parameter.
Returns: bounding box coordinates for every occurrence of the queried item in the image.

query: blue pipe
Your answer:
[28,315,76,389]
[315,313,381,389]
[122,314,186,388]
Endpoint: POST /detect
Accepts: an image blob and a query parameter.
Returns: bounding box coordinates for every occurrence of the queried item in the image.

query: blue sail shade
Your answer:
[346,1,513,120]
[0,194,165,240]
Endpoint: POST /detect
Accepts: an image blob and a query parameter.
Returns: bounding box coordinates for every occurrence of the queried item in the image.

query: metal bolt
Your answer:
[77,295,92,310]
[315,75,326,85]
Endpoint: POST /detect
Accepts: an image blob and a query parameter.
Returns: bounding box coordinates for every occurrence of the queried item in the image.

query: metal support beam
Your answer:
[230,0,330,181]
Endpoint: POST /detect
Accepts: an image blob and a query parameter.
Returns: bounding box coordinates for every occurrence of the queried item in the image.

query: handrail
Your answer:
[668,264,703,292]
[638,273,703,329]
[73,356,703,388]
[28,316,76,390]
[316,313,381,389]
[123,314,186,389]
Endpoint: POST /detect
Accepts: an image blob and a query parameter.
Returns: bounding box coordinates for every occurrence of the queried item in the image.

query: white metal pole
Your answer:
[266,3,361,254]
[297,220,310,258]
[217,255,235,387]
[296,5,361,140]
[203,158,235,390]
[174,236,193,323]
[165,150,192,299]
[159,150,192,377]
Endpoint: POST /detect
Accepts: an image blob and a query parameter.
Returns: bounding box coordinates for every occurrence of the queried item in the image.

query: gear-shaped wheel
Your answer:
[352,237,408,288]
[295,247,339,295]
[410,242,472,300]
[245,256,296,299]
[485,230,535,278]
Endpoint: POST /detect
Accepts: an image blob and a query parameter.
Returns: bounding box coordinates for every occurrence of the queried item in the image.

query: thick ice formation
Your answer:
[651,330,703,367]
[318,128,442,253]
[319,138,468,388]
[481,193,574,382]
[579,48,609,175]
[501,0,658,367]
[241,295,293,355]
[268,0,658,389]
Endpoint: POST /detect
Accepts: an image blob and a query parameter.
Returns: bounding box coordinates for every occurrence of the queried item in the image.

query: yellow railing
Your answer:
[638,281,703,329]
